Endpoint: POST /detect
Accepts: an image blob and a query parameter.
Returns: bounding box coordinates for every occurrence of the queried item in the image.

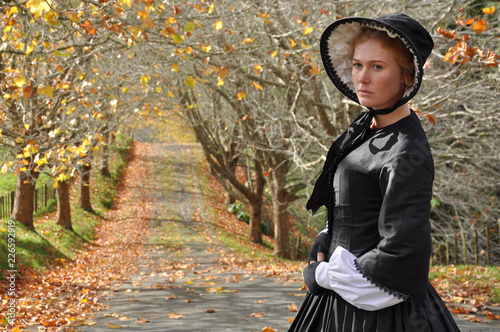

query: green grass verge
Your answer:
[0,135,132,275]
[429,265,500,304]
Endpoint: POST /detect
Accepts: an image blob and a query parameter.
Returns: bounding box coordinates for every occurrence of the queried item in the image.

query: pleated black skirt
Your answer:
[289,282,461,332]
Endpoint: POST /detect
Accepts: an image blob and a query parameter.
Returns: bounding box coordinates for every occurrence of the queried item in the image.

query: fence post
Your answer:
[474,229,478,265]
[296,237,301,260]
[454,236,458,265]
[10,190,14,214]
[486,226,490,266]
[446,241,450,265]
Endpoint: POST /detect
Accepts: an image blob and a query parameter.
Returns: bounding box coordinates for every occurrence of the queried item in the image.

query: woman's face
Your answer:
[352,38,405,110]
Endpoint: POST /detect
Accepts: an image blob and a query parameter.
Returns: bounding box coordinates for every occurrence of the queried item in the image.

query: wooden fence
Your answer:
[291,223,500,266]
[0,184,56,220]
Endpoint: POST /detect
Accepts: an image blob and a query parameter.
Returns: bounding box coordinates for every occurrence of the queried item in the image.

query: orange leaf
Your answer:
[482,6,496,14]
[252,81,263,91]
[471,18,487,34]
[23,86,34,98]
[426,114,436,126]
[262,327,277,332]
[465,18,477,25]
[137,317,149,323]
[437,27,457,39]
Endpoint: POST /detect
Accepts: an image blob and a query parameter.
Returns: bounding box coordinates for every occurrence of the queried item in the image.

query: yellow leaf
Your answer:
[242,37,255,46]
[81,298,87,303]
[253,81,263,90]
[14,76,27,88]
[26,40,36,55]
[289,38,297,48]
[304,26,314,35]
[271,50,278,57]
[217,76,224,86]
[171,63,179,72]
[254,64,263,74]
[37,86,54,97]
[237,91,246,101]
[213,20,223,31]
[482,6,496,14]
[185,75,196,87]
[209,3,215,14]
[64,11,80,23]
[26,0,51,20]
[43,10,59,26]
[155,86,162,93]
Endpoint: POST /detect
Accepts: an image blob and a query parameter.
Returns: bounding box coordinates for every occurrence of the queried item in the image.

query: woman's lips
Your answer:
[358,89,373,96]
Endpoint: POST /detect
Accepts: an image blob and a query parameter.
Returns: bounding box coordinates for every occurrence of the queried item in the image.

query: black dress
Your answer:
[289,111,460,331]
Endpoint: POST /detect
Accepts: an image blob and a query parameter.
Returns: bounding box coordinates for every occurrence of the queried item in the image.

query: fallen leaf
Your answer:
[255,299,268,303]
[205,308,216,313]
[288,302,298,312]
[262,327,277,332]
[166,312,185,319]
[108,322,122,329]
[137,317,149,323]
[165,295,177,300]
[249,312,266,318]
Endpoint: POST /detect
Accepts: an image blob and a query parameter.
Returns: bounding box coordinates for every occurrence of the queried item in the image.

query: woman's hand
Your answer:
[307,231,328,265]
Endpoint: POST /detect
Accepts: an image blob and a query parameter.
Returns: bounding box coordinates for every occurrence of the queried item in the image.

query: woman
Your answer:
[289,14,461,331]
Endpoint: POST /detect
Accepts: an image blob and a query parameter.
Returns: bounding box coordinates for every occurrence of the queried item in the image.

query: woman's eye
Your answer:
[353,63,362,68]
[373,65,383,70]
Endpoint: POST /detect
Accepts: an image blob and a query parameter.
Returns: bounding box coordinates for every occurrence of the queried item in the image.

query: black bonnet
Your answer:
[320,13,434,111]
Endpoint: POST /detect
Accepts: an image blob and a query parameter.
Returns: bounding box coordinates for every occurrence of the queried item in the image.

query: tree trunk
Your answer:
[56,180,72,230]
[269,168,291,258]
[225,193,236,205]
[11,170,39,229]
[79,163,93,212]
[101,131,110,176]
[248,198,263,244]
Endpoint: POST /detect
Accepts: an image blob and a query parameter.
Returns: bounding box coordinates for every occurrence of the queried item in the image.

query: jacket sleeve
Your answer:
[355,151,434,299]
[314,246,404,311]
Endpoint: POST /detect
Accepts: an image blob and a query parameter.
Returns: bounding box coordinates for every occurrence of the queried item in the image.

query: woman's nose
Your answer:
[358,68,369,83]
